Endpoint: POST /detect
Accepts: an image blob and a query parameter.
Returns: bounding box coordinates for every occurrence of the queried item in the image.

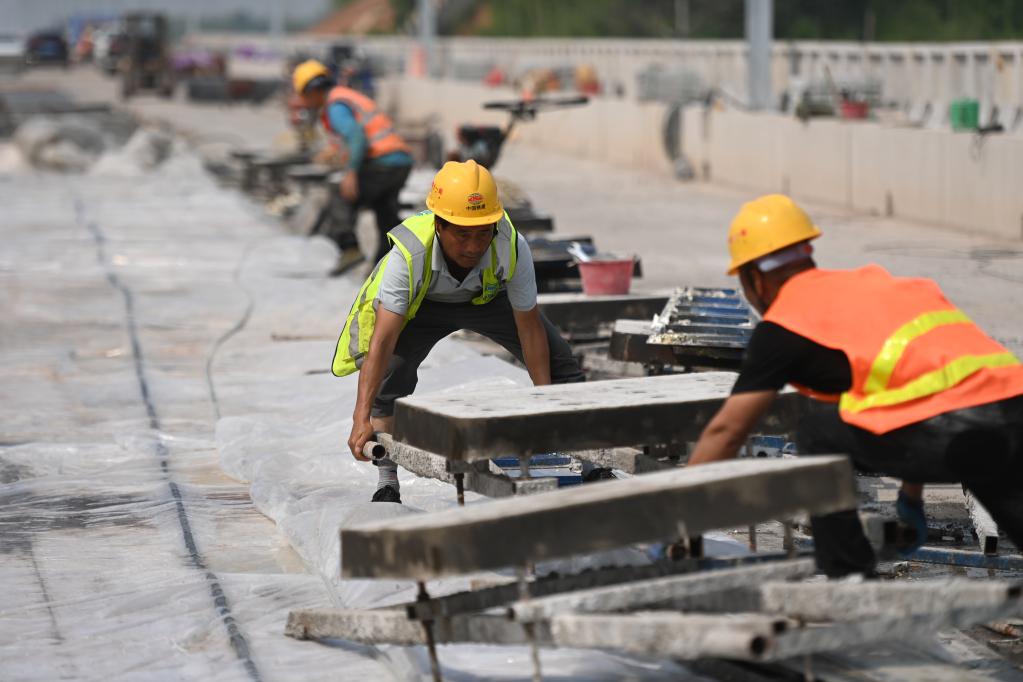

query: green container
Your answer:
[950,98,979,131]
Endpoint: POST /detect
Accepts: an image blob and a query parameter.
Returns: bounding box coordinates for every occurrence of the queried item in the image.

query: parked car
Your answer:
[0,33,26,71]
[25,30,69,67]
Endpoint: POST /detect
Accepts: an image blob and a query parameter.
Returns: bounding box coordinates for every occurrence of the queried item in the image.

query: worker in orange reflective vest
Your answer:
[689,194,1023,577]
[292,60,413,275]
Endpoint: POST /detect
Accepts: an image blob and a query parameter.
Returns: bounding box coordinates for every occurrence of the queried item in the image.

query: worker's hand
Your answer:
[348,419,374,461]
[895,489,928,555]
[340,171,359,202]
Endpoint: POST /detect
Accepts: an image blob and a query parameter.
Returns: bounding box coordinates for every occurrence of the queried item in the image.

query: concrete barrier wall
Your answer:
[686,108,1023,241]
[384,76,1022,241]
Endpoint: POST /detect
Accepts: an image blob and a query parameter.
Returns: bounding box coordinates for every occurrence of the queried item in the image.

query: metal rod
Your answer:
[760,579,1022,621]
[454,472,465,506]
[748,525,758,552]
[409,551,814,622]
[783,521,795,558]
[417,581,443,682]
[518,568,543,682]
[518,454,532,480]
[803,654,815,682]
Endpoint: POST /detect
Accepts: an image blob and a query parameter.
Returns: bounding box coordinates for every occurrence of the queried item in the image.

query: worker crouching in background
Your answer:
[688,194,1023,577]
[292,59,413,276]
[333,160,585,503]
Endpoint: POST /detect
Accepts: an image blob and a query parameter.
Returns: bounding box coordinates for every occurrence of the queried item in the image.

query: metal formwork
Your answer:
[609,286,755,370]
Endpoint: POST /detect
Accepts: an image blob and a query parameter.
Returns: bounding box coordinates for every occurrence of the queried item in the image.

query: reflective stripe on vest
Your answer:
[763,265,1023,434]
[331,211,518,377]
[321,86,409,159]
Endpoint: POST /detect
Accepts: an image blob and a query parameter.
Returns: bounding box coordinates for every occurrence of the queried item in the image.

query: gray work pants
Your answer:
[371,293,585,417]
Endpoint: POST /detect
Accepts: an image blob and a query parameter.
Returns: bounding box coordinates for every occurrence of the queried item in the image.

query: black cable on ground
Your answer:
[77,198,263,682]
[205,242,257,421]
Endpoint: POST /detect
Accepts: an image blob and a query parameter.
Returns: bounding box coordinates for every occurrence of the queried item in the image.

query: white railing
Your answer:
[195,33,1023,128]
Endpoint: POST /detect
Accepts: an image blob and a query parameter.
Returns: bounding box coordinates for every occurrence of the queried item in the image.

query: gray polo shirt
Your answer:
[375,232,537,316]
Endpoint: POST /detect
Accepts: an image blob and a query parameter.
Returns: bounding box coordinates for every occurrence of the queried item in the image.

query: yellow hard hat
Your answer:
[726,194,821,275]
[292,59,330,94]
[426,160,504,226]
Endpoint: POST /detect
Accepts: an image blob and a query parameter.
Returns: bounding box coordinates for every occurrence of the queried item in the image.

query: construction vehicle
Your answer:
[119,12,174,100]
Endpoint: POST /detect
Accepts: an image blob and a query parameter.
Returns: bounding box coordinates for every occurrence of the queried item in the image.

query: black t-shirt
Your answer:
[731,321,853,395]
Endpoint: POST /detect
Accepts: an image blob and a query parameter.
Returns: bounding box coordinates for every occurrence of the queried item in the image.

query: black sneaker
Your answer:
[371,485,401,503]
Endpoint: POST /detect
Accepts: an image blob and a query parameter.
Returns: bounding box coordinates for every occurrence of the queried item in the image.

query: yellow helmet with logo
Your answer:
[726,194,821,274]
[426,160,504,226]
[292,59,330,94]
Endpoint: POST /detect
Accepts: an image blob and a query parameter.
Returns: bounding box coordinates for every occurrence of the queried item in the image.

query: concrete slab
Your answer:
[550,612,785,661]
[767,604,1023,662]
[341,456,856,579]
[375,433,559,497]
[405,554,806,621]
[568,447,671,474]
[509,559,815,623]
[608,319,745,369]
[551,602,1023,665]
[285,608,538,646]
[393,372,805,460]
[406,556,708,621]
[760,579,1022,622]
[537,293,669,340]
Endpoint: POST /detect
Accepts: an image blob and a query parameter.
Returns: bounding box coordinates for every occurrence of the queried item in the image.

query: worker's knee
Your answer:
[551,364,585,384]
[549,346,585,384]
[372,355,420,417]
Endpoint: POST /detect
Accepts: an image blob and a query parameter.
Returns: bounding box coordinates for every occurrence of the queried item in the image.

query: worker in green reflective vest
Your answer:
[332,160,585,503]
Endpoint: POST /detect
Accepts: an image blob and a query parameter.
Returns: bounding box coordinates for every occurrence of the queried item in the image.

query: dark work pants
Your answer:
[796,396,1023,577]
[358,162,412,262]
[317,187,358,250]
[372,294,585,417]
[315,161,412,257]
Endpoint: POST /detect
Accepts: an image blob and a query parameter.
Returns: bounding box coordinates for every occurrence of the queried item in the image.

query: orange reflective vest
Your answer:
[321,86,409,160]
[764,265,1023,434]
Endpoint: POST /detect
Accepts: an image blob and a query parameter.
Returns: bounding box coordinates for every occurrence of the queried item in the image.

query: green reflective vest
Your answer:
[331,210,518,377]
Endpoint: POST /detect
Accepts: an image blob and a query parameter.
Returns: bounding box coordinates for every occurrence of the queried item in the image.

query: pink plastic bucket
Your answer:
[578,259,634,295]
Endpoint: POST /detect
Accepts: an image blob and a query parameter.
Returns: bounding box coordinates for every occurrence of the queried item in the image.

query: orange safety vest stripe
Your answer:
[763,265,1023,434]
[321,86,410,159]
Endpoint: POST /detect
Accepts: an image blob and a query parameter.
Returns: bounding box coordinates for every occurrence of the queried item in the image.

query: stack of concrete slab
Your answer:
[287,454,1022,678]
[610,286,754,371]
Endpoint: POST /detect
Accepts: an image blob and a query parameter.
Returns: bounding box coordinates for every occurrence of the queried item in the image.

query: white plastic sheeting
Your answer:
[0,143,393,681]
[0,139,717,680]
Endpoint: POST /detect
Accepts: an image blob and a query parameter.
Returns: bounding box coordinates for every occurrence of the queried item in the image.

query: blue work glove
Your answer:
[895,490,928,555]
